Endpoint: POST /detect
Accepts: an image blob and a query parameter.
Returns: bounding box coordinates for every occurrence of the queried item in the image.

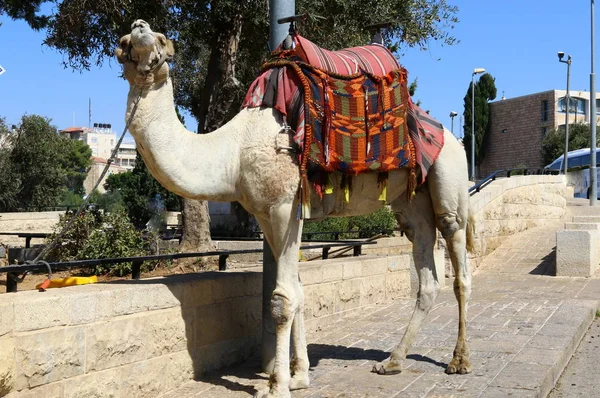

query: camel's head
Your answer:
[116,20,175,88]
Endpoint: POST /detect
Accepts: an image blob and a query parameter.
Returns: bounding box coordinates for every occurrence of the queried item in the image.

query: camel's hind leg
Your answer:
[427,131,472,375]
[373,187,439,375]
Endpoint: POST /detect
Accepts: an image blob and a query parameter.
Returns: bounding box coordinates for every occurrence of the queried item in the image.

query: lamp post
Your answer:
[558,52,572,176]
[450,111,458,136]
[471,68,485,180]
[590,0,597,205]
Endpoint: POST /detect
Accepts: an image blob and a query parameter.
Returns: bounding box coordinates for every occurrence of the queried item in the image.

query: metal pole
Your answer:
[471,75,476,180]
[451,117,454,136]
[263,0,295,374]
[591,0,598,205]
[564,59,571,176]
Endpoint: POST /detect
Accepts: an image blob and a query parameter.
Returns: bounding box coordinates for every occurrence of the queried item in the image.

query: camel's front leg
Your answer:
[290,292,310,390]
[254,202,308,398]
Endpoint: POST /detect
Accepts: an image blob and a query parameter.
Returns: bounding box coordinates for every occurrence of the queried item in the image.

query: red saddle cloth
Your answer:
[242,34,445,206]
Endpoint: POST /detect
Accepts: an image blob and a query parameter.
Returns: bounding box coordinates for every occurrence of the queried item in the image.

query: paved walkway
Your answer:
[161,215,600,398]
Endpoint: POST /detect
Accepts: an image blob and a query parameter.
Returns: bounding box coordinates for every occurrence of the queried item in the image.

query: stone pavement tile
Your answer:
[487,361,553,392]
[479,386,537,397]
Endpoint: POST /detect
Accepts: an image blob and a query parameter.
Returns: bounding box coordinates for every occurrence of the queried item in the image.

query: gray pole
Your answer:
[591,0,597,205]
[564,59,571,176]
[471,75,475,180]
[263,0,295,374]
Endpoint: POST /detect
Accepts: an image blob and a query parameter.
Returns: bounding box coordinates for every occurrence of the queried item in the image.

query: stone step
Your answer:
[565,222,600,231]
[572,216,600,223]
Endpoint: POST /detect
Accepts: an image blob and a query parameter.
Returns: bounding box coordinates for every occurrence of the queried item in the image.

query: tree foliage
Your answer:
[0,114,91,211]
[47,207,146,276]
[541,123,600,166]
[103,151,180,228]
[4,0,460,246]
[2,0,460,125]
[462,73,497,170]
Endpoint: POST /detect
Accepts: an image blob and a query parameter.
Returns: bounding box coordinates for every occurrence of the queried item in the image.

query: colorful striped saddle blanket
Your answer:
[242,34,445,202]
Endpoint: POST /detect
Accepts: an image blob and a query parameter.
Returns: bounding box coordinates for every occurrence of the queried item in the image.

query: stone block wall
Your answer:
[0,212,63,247]
[469,175,567,269]
[0,254,410,397]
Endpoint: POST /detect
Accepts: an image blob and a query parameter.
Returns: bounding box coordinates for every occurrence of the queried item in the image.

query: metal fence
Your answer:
[0,240,376,293]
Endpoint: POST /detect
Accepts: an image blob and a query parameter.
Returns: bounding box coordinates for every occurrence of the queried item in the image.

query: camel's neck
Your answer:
[126,79,241,201]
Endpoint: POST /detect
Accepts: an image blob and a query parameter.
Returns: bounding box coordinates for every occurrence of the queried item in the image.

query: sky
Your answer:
[0,1,598,140]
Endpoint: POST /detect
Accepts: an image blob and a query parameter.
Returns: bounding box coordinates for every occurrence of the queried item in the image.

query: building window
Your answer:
[541,100,549,121]
[558,97,585,114]
[91,137,97,144]
[541,127,548,138]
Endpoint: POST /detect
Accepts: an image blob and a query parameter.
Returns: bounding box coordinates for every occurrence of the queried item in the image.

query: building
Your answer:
[60,124,137,171]
[60,124,138,194]
[84,157,127,194]
[480,89,600,176]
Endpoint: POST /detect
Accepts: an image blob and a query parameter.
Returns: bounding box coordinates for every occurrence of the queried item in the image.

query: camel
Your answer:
[116,20,473,398]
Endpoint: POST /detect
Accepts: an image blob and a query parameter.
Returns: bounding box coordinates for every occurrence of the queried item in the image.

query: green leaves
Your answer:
[462,73,497,169]
[541,123,600,167]
[47,207,145,276]
[0,114,92,211]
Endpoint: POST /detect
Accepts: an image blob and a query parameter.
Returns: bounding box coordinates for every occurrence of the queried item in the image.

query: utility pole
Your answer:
[263,0,295,374]
[590,0,597,205]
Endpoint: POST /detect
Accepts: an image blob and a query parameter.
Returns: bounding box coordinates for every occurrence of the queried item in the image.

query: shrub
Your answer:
[47,207,146,276]
[303,207,397,240]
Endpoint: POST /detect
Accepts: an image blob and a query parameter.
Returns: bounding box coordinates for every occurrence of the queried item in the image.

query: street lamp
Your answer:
[558,52,572,176]
[590,0,597,205]
[449,111,458,136]
[471,68,485,180]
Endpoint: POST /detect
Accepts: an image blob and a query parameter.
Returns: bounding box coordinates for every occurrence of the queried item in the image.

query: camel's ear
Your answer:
[156,33,175,59]
[116,34,131,64]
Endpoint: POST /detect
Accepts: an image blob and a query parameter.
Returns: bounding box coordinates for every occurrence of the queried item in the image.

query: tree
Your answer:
[463,73,497,174]
[541,123,599,166]
[104,152,181,228]
[4,0,460,249]
[0,115,66,210]
[61,139,92,195]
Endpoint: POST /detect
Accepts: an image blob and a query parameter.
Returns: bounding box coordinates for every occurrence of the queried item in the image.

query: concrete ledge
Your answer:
[469,175,567,269]
[0,254,410,397]
[556,230,600,276]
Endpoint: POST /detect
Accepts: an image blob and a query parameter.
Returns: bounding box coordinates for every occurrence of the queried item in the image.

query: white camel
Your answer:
[117,20,474,398]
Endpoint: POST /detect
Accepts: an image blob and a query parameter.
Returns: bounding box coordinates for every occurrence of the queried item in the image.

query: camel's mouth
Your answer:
[116,20,175,87]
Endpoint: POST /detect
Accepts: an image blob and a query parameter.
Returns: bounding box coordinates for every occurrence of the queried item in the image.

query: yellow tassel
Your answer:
[324,175,334,194]
[378,185,387,202]
[344,184,350,203]
[407,168,417,201]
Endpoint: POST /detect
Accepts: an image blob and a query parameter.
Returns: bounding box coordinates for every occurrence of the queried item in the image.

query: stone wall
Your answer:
[469,175,567,268]
[0,254,411,397]
[0,212,63,247]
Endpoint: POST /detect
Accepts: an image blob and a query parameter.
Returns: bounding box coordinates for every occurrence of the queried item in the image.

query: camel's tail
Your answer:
[466,203,476,253]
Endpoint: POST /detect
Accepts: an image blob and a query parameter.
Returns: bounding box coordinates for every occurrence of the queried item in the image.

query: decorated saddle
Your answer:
[242,34,444,215]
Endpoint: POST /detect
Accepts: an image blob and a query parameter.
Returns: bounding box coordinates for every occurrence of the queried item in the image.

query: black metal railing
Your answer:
[0,240,376,293]
[469,168,560,196]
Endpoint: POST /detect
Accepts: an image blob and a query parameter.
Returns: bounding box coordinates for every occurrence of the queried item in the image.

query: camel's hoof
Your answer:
[289,373,310,390]
[372,359,402,375]
[445,357,472,375]
[253,387,291,398]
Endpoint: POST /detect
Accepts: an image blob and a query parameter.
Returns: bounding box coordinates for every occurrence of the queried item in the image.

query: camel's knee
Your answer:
[453,275,472,300]
[271,292,297,326]
[436,213,462,240]
[417,282,440,311]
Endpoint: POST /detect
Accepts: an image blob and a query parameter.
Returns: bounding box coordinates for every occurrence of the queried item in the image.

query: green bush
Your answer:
[47,207,146,276]
[303,207,397,240]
